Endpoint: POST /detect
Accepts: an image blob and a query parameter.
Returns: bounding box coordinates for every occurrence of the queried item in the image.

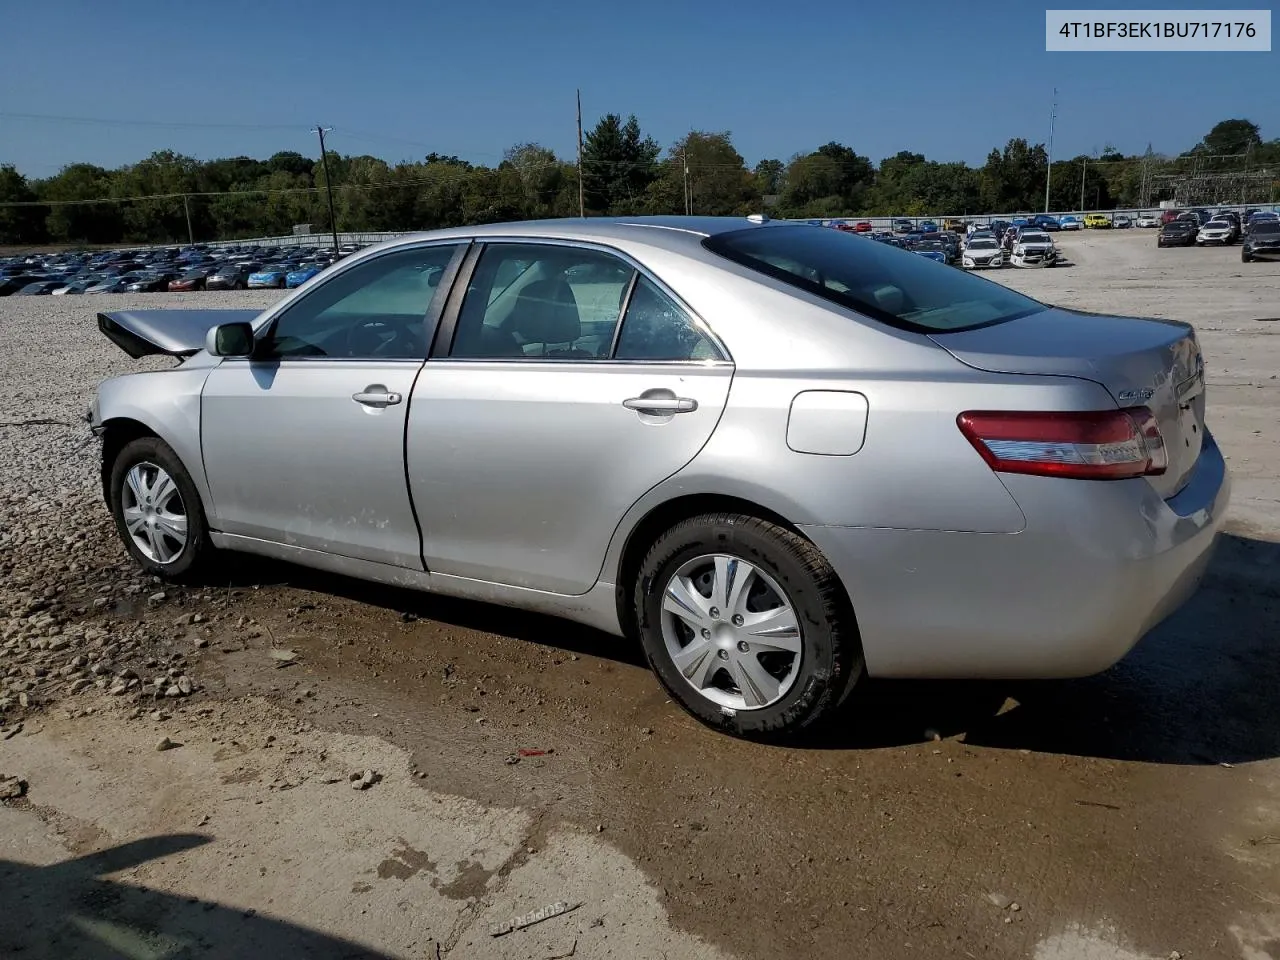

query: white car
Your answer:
[1196,219,1235,245]
[1010,231,1057,267]
[961,237,1004,269]
[1135,213,1161,228]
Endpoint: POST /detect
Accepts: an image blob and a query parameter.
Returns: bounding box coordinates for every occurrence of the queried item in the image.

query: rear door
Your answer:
[407,240,733,595]
[200,242,463,568]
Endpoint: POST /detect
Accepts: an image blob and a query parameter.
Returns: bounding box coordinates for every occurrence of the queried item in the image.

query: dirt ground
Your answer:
[2,229,1279,960]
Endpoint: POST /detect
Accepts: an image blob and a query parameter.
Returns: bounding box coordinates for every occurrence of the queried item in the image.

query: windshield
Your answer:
[703,225,1044,334]
[1253,221,1280,234]
[968,240,998,250]
[1020,233,1050,244]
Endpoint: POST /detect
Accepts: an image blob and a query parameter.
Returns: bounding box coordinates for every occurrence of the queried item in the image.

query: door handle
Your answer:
[352,387,402,407]
[623,396,698,414]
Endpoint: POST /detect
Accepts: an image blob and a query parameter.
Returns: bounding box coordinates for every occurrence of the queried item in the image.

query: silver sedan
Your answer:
[88,217,1229,737]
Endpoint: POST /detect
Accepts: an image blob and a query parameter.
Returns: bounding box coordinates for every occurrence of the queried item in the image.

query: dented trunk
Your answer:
[98,309,262,359]
[931,307,1207,499]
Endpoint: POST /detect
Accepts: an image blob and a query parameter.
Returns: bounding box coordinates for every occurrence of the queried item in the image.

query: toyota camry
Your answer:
[87,217,1228,738]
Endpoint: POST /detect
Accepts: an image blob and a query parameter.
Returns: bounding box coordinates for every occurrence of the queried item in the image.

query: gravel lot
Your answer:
[2,230,1279,959]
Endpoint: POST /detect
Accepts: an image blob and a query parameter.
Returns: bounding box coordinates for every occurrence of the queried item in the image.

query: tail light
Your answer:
[957,408,1167,480]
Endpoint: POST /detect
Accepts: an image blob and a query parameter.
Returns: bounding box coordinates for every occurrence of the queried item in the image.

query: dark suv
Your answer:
[1241,220,1280,262]
[1157,220,1197,247]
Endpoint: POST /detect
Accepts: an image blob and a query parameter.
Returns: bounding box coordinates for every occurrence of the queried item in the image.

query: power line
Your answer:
[0,110,308,132]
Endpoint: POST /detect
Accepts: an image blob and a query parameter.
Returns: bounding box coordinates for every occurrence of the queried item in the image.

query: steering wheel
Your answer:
[345,317,426,358]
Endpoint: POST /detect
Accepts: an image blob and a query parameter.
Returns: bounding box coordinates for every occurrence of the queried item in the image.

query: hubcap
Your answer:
[660,554,802,711]
[121,462,188,564]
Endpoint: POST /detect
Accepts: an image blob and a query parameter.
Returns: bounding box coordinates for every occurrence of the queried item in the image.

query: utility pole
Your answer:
[1079,158,1087,212]
[1044,87,1057,213]
[682,149,691,215]
[576,90,585,218]
[182,194,193,245]
[315,125,339,256]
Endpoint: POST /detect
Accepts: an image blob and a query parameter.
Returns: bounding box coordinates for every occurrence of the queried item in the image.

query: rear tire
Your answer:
[1242,250,1252,262]
[634,513,862,738]
[109,437,216,582]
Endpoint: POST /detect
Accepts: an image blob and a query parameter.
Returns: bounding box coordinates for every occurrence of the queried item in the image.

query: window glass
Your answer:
[704,225,1044,334]
[615,276,722,361]
[266,244,457,360]
[451,244,632,360]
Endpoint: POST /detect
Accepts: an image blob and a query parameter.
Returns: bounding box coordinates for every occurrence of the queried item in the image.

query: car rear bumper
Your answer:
[800,431,1229,680]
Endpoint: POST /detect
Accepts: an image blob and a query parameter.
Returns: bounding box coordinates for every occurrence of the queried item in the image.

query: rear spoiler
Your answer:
[98,309,263,359]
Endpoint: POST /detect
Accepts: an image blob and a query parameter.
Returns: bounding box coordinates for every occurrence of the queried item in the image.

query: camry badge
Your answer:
[1118,387,1155,403]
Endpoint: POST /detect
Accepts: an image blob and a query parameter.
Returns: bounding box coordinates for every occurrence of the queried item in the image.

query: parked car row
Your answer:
[1156,209,1279,260]
[0,241,370,297]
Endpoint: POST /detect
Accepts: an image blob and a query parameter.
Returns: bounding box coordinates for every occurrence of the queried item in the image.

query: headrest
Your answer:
[510,279,580,345]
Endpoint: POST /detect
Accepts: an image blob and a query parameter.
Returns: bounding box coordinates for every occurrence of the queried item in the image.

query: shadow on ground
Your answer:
[0,834,393,959]
[201,531,1279,767]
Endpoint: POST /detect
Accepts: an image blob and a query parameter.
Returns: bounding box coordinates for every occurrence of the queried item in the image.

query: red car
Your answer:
[167,268,211,292]
[1160,209,1183,225]
[854,221,874,233]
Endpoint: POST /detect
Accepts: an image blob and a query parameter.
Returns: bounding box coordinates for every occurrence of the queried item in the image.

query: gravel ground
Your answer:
[0,291,280,723]
[2,233,1280,959]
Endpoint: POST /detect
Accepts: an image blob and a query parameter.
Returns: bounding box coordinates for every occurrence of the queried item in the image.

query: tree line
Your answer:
[0,116,1275,246]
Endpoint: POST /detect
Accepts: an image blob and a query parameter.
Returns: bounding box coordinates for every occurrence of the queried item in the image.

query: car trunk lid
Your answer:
[930,307,1206,499]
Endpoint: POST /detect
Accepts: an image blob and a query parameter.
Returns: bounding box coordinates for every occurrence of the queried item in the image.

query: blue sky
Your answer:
[1,0,1275,178]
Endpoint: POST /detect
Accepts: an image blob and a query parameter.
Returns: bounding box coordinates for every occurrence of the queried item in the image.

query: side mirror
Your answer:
[206,321,255,358]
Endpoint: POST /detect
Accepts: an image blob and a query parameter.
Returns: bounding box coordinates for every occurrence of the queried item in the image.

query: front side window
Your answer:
[704,225,1044,334]
[264,244,458,360]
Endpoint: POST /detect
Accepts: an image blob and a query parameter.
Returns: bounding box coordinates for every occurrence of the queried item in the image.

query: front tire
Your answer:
[109,437,215,581]
[634,513,862,738]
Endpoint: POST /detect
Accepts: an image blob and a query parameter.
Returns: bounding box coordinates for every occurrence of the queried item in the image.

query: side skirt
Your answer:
[209,532,625,637]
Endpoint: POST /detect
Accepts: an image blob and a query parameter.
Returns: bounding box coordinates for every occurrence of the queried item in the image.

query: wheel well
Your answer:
[613,494,806,641]
[99,418,157,500]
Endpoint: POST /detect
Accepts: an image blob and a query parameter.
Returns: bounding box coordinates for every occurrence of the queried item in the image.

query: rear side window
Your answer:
[703,226,1044,333]
[615,276,722,361]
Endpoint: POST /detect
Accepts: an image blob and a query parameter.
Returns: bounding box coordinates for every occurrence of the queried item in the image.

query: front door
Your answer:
[201,242,462,568]
[408,241,734,595]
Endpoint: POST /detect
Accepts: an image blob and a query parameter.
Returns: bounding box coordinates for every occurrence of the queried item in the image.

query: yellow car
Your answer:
[1084,213,1112,229]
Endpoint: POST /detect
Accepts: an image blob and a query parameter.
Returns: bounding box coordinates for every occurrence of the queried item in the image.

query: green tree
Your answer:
[779,142,875,216]
[753,158,785,199]
[0,165,47,244]
[979,138,1049,212]
[1194,119,1263,157]
[581,114,660,214]
[646,131,756,216]
[38,163,124,244]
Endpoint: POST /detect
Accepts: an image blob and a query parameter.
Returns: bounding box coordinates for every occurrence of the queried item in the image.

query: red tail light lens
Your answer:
[957,408,1167,480]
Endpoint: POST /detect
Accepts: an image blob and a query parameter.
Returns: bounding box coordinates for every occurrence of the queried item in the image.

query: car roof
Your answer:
[365,216,800,253]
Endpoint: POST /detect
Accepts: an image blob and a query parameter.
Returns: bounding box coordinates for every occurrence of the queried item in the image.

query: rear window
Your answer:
[703,225,1044,334]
